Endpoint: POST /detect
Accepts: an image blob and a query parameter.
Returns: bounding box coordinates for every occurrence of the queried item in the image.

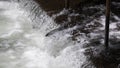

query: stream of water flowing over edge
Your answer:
[0,0,87,68]
[1,0,120,68]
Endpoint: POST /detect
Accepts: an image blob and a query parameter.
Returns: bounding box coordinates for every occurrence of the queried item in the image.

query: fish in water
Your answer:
[45,26,65,36]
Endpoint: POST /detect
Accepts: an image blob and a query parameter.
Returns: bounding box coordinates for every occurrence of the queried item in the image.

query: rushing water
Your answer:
[0,0,120,68]
[0,0,87,68]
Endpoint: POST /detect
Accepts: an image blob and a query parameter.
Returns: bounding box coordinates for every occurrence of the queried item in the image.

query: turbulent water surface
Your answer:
[0,0,120,68]
[0,0,87,68]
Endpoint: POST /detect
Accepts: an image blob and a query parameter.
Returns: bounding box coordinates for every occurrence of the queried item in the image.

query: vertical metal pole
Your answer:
[105,0,111,49]
[65,0,69,9]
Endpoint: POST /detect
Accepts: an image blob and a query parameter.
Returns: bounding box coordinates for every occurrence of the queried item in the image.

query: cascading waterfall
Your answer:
[0,0,87,68]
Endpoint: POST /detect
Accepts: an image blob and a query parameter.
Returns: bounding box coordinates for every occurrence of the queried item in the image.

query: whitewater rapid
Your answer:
[0,1,87,68]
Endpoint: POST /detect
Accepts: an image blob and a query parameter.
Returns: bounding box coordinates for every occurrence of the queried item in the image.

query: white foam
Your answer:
[0,1,86,68]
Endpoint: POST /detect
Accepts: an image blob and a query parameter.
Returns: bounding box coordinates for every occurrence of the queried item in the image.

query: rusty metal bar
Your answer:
[105,0,111,49]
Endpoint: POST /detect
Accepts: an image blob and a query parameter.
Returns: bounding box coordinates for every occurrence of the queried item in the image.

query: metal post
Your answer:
[65,0,69,9]
[105,0,111,49]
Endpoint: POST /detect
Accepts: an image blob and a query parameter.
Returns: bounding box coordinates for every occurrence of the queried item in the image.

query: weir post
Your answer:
[65,0,69,9]
[105,0,111,49]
